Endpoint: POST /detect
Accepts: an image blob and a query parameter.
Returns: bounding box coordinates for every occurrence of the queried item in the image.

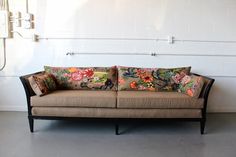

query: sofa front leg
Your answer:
[200,120,205,134]
[115,124,119,135]
[28,116,34,133]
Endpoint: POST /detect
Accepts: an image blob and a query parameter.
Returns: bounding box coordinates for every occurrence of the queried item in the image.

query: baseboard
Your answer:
[0,106,235,113]
[0,106,27,111]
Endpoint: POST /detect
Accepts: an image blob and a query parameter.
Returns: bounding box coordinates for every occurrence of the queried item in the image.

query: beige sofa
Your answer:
[20,72,214,135]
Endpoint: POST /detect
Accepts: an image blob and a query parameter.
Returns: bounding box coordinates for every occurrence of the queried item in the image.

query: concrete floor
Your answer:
[0,112,236,157]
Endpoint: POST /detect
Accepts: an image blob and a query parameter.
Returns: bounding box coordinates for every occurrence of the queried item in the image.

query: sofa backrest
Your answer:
[19,68,214,102]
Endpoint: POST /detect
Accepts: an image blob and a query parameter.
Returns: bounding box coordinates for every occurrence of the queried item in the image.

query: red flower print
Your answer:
[130,81,138,89]
[187,89,194,97]
[141,75,153,83]
[83,69,94,78]
[71,71,83,81]
[137,69,153,83]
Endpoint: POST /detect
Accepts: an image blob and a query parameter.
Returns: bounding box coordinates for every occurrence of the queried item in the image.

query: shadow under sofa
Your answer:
[20,72,214,135]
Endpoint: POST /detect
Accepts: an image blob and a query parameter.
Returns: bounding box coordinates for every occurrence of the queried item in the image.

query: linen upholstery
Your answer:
[32,107,202,118]
[117,91,204,109]
[31,90,116,108]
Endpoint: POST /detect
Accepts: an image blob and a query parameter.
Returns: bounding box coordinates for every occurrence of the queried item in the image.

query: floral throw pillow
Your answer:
[28,73,57,96]
[44,66,117,90]
[118,66,156,91]
[177,75,204,98]
[152,67,191,91]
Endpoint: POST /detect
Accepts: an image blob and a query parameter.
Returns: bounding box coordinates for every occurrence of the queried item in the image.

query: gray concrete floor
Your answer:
[0,112,236,157]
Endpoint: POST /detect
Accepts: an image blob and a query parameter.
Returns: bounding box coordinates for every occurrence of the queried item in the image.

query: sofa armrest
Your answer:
[191,73,215,99]
[19,71,44,115]
[191,73,215,118]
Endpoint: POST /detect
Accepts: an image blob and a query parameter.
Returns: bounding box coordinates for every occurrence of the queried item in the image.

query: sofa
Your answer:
[20,66,214,134]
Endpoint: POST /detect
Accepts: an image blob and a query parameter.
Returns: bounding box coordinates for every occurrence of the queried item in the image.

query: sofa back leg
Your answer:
[28,116,34,133]
[115,124,119,135]
[200,120,205,134]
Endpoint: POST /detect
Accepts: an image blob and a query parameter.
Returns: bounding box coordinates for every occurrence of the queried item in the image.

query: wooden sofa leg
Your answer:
[115,124,119,135]
[28,117,34,133]
[200,120,205,134]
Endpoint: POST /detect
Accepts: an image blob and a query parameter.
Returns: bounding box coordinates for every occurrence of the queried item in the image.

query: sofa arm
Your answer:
[19,71,44,115]
[191,73,215,99]
[191,73,215,118]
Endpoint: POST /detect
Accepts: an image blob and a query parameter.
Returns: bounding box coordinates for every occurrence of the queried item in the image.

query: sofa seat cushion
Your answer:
[31,90,116,108]
[117,91,204,109]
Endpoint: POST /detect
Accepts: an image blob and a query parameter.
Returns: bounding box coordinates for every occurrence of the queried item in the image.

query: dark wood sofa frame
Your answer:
[20,72,214,135]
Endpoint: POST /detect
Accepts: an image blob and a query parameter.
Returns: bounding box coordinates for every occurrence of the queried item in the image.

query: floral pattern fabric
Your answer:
[177,75,204,98]
[118,66,191,92]
[44,66,117,90]
[28,73,57,96]
[118,66,156,91]
[153,67,191,91]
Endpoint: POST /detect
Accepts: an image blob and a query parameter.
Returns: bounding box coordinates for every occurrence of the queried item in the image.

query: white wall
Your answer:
[0,0,236,112]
